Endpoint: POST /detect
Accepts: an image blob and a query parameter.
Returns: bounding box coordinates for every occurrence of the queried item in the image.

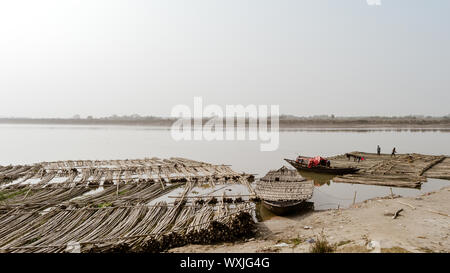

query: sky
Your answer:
[0,0,449,118]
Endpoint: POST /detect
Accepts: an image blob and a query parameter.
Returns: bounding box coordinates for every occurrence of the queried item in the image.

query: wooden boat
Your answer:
[285,158,359,175]
[255,166,314,215]
[262,200,314,215]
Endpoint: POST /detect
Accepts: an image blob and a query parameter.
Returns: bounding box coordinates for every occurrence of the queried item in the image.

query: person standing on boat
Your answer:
[391,147,397,157]
[377,145,381,155]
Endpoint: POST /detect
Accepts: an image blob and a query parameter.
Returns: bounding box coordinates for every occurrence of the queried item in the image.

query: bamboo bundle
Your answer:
[0,165,36,185]
[333,174,423,188]
[328,152,450,188]
[0,157,256,253]
[420,157,450,178]
[0,204,255,253]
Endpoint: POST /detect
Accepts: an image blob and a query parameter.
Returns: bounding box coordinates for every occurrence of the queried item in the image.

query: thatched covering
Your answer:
[260,166,307,182]
[255,166,314,202]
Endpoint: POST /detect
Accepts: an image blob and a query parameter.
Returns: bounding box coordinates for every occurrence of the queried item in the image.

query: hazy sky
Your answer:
[0,0,449,118]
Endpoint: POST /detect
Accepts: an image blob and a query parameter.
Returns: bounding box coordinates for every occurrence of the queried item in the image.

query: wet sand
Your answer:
[169,186,450,253]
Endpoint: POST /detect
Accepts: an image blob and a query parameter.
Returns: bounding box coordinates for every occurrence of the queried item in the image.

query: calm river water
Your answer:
[1,124,449,210]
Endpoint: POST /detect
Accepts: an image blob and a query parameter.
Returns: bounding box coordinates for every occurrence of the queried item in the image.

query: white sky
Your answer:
[0,0,449,118]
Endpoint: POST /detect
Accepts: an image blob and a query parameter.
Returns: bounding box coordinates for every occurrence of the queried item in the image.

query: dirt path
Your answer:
[170,186,450,253]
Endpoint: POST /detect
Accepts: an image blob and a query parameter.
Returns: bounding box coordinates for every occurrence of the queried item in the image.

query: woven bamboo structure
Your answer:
[0,158,256,253]
[328,152,450,188]
[255,166,314,202]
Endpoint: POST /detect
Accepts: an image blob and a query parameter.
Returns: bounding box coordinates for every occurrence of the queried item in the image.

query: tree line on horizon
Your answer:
[0,114,449,127]
[1,113,449,121]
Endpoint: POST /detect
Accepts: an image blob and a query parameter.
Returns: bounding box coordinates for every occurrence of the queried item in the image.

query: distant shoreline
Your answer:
[1,117,450,130]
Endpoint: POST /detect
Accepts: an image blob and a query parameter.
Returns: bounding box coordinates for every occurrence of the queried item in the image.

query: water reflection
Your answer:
[311,178,449,211]
[297,171,335,186]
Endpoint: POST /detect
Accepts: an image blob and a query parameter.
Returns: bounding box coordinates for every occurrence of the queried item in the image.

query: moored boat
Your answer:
[262,200,314,215]
[285,158,359,175]
[255,166,314,215]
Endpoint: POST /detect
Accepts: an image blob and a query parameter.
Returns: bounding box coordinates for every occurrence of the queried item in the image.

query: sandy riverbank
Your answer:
[170,186,450,253]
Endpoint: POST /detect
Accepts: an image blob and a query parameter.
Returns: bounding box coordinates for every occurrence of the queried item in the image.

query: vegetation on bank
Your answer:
[310,231,337,253]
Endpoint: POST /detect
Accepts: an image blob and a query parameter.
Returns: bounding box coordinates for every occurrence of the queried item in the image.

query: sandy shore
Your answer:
[170,186,450,253]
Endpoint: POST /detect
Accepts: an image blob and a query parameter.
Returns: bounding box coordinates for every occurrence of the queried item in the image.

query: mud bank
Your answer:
[170,186,450,253]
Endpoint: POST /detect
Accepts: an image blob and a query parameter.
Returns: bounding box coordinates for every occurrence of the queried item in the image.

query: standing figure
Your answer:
[377,145,381,155]
[391,147,397,157]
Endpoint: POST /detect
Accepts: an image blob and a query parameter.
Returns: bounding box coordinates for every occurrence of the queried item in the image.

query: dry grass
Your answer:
[276,236,304,248]
[337,240,353,247]
[417,247,435,253]
[309,231,336,253]
[257,247,281,253]
[381,246,411,253]
[337,245,370,253]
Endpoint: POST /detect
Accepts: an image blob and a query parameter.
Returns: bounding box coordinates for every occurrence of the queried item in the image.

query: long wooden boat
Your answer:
[256,166,314,215]
[285,158,359,175]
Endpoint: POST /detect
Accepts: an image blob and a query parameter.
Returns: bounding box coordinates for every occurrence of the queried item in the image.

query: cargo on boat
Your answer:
[285,157,359,175]
[255,166,314,215]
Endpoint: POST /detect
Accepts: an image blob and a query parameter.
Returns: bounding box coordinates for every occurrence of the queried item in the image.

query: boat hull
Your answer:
[285,159,359,175]
[262,200,313,215]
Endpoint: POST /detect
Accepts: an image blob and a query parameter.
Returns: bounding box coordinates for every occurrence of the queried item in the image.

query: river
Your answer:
[1,124,449,210]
